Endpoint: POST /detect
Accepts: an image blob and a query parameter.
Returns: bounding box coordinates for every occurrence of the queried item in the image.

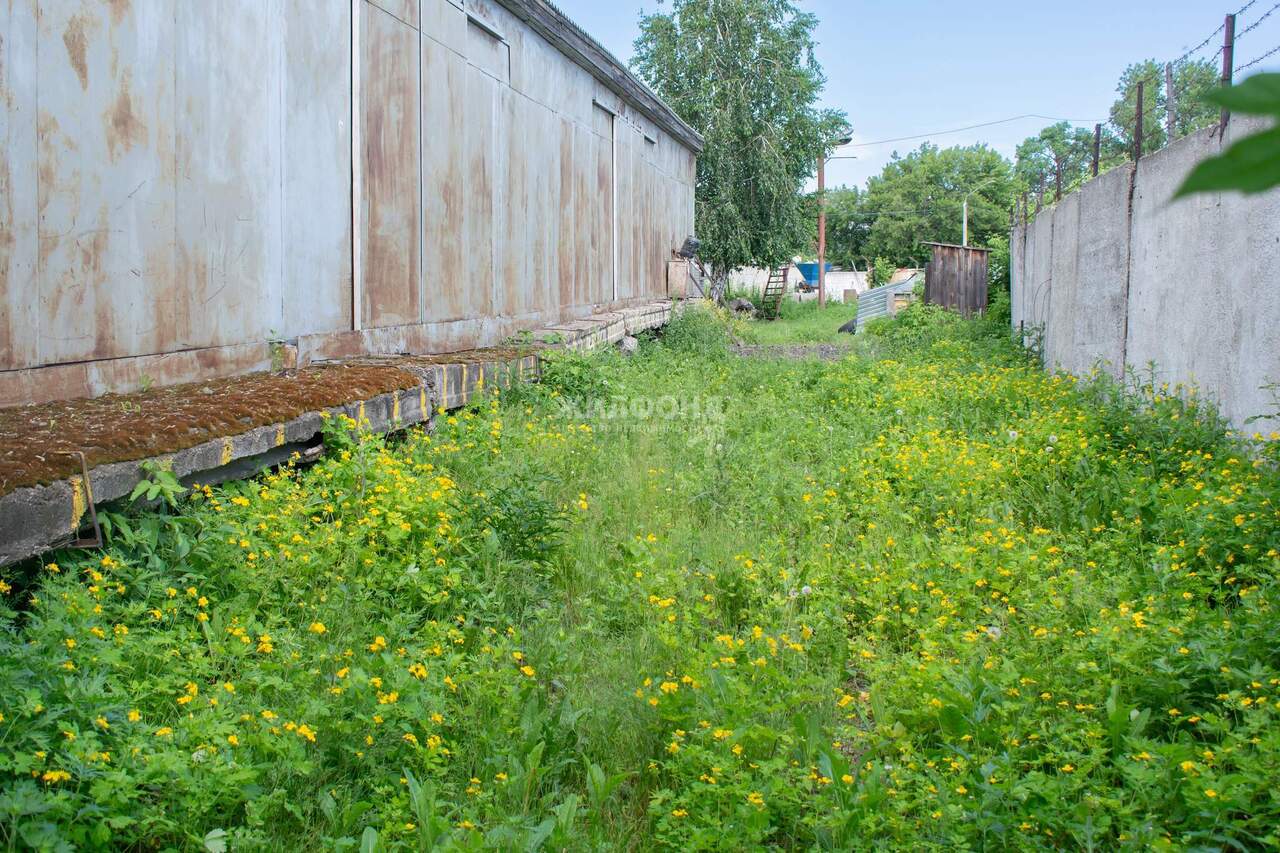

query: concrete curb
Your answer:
[0,301,677,566]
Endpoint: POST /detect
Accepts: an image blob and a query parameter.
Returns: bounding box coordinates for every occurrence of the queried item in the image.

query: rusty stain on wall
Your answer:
[104,70,145,160]
[361,2,420,328]
[106,0,131,26]
[62,11,92,90]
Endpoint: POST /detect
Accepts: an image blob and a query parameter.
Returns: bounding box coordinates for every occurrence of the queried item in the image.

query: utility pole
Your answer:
[1221,14,1236,133]
[1092,123,1101,177]
[1165,62,1175,142]
[817,153,827,309]
[816,135,852,310]
[962,176,998,246]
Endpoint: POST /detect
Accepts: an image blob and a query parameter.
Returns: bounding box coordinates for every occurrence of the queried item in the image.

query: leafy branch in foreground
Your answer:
[1175,73,1280,197]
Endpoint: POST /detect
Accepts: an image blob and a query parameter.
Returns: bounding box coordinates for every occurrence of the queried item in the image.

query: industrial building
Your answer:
[0,0,701,405]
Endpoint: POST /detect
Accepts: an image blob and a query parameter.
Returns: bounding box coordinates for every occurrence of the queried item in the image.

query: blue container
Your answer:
[795,262,832,285]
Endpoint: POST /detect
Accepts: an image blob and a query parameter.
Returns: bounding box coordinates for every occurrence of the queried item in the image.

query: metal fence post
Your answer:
[1221,14,1236,133]
[1134,80,1145,161]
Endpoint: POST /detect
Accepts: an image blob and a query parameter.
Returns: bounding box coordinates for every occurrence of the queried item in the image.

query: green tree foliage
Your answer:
[1109,59,1219,156]
[872,257,897,288]
[854,144,1016,267]
[1109,60,1168,154]
[1015,121,1096,200]
[633,0,848,284]
[819,185,870,270]
[1170,60,1221,137]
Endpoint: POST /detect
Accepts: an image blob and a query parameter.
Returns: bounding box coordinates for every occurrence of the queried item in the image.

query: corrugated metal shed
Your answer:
[855,273,922,331]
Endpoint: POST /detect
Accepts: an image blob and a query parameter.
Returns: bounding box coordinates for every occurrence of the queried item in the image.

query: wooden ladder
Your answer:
[760,265,788,320]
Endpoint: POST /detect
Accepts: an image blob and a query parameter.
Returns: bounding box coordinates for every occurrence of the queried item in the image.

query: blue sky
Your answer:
[553,1,1279,190]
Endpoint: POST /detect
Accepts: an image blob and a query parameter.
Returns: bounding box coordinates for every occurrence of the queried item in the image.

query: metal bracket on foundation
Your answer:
[63,451,103,551]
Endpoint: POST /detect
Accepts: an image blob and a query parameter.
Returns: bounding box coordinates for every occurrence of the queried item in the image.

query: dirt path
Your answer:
[731,343,853,360]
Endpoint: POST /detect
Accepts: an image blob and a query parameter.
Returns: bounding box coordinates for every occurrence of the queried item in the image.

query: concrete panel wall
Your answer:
[1069,165,1129,375]
[1043,192,1079,373]
[1011,116,1280,429]
[0,0,698,404]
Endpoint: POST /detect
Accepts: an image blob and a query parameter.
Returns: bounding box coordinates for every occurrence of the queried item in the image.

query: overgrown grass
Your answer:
[3,307,1280,850]
[737,298,859,345]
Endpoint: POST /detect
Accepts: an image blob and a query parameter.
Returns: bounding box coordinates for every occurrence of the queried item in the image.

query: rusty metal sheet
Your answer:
[616,121,637,299]
[420,31,469,322]
[494,84,521,318]
[361,2,420,328]
[282,0,353,337]
[420,0,464,44]
[464,62,496,320]
[367,0,418,30]
[573,121,592,308]
[528,99,552,315]
[0,0,39,371]
[466,13,509,83]
[176,1,285,351]
[36,0,177,365]
[557,116,575,311]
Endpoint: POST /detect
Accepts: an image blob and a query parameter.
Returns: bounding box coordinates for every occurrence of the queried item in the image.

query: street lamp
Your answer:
[962,177,999,247]
[817,135,854,309]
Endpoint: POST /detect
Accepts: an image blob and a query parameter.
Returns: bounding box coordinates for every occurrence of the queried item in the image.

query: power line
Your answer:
[841,7,1267,161]
[1138,2,1263,87]
[843,115,1105,149]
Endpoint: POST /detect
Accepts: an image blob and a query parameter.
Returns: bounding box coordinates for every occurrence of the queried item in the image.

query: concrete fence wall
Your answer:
[1011,115,1280,431]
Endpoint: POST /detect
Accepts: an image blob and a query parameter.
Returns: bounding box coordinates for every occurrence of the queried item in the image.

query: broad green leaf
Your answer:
[1174,125,1280,197]
[359,826,384,853]
[203,828,228,853]
[1203,72,1280,116]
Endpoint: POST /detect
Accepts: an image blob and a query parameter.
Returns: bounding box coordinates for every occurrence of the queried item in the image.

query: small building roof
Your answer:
[920,242,992,253]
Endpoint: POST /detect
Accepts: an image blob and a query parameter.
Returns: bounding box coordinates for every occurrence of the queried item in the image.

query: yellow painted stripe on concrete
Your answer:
[70,475,85,532]
[221,438,234,465]
[275,425,286,447]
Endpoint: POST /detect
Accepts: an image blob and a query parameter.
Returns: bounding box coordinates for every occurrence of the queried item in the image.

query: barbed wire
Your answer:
[1236,0,1280,40]
[1155,0,1271,84]
[1236,42,1280,72]
[1170,25,1226,69]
